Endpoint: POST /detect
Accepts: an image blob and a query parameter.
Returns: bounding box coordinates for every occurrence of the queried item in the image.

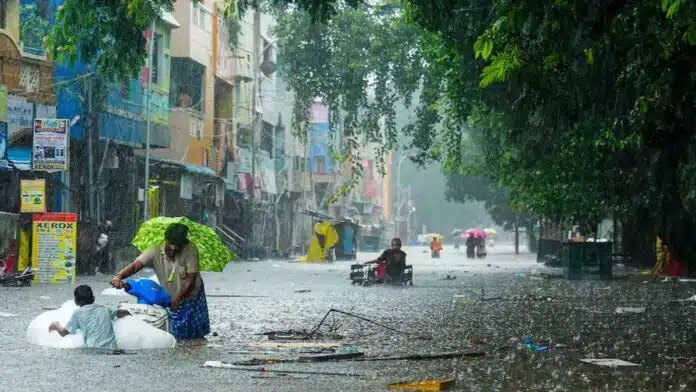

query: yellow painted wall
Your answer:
[5,0,20,40]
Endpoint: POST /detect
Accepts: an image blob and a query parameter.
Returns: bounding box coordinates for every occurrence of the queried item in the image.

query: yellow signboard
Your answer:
[32,213,77,284]
[20,179,46,213]
[0,85,7,122]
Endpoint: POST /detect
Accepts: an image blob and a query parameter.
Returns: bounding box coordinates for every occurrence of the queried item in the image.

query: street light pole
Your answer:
[249,11,279,253]
[395,154,412,238]
[143,19,156,222]
[405,185,412,245]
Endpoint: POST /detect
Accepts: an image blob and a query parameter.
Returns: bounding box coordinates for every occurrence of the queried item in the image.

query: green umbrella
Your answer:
[132,217,236,272]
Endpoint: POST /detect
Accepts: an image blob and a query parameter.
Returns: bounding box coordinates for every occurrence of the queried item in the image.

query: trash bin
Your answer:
[359,235,381,252]
[562,241,613,280]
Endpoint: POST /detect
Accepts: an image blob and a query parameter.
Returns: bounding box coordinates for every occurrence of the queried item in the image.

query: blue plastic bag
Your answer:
[124,278,171,307]
[522,336,548,352]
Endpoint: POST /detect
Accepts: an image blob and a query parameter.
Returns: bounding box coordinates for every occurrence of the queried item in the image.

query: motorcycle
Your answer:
[0,266,35,287]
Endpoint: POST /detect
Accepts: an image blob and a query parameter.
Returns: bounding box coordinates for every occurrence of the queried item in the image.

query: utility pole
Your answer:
[143,19,156,221]
[86,75,95,220]
[405,186,412,246]
[514,214,520,255]
[249,10,260,251]
[395,154,411,239]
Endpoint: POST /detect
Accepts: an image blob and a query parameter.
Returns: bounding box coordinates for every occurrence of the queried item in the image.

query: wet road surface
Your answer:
[2,244,696,391]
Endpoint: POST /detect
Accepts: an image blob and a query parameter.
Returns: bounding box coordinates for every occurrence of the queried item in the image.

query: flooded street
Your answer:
[2,244,696,391]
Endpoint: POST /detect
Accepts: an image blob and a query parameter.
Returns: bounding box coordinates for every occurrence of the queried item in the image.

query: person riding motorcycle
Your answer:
[364,238,407,283]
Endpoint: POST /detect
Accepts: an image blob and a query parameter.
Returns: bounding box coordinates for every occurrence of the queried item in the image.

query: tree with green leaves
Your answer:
[20,4,51,55]
[404,0,696,271]
[273,0,425,195]
[50,0,696,272]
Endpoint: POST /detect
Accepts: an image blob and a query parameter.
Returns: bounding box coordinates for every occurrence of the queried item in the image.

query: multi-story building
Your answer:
[0,0,56,210]
[223,9,281,253]
[53,5,179,241]
[144,0,227,224]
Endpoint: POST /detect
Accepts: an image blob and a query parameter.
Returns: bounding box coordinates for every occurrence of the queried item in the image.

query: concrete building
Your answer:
[1,0,56,209]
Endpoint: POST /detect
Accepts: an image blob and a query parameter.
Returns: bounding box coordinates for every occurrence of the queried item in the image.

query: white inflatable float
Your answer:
[27,274,176,350]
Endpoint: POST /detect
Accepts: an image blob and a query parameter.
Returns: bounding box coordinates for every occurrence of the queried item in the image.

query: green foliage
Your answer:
[47,0,165,80]
[132,217,236,272]
[273,1,425,178]
[20,4,51,56]
[403,0,696,266]
[225,13,242,49]
[46,0,241,80]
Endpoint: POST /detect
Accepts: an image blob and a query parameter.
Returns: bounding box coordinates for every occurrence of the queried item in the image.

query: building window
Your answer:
[192,4,199,27]
[170,58,205,113]
[315,156,325,174]
[294,156,307,171]
[152,33,162,85]
[120,80,130,101]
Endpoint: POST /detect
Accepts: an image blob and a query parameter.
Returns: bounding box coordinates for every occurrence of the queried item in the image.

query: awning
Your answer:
[184,164,233,188]
[160,11,180,28]
[0,146,32,171]
[184,164,217,177]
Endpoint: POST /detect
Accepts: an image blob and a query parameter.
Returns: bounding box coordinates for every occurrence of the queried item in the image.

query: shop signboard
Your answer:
[20,179,46,213]
[32,119,69,172]
[32,213,77,284]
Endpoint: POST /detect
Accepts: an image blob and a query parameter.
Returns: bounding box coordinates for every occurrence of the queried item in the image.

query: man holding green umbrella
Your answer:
[111,223,210,340]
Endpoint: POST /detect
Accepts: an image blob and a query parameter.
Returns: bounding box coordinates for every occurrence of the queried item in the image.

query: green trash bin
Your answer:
[359,235,381,252]
[562,241,613,280]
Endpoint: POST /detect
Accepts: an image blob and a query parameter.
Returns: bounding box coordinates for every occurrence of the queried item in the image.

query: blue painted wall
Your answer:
[309,122,334,173]
[51,0,169,147]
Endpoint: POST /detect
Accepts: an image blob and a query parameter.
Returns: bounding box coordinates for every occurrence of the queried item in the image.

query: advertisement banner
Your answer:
[32,213,77,284]
[20,179,46,213]
[32,119,69,172]
[7,95,32,135]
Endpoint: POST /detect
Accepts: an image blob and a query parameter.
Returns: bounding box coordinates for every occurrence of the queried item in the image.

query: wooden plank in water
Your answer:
[298,352,364,362]
[248,342,341,349]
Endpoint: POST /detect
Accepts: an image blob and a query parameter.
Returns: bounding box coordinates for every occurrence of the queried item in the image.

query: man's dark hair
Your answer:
[165,223,190,247]
[74,285,95,307]
[391,237,402,247]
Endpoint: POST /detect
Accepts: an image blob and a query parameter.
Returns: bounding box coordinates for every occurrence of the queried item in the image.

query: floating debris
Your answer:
[248,342,341,349]
[615,307,646,314]
[580,358,640,367]
[388,378,456,391]
[298,352,364,362]
[202,361,364,377]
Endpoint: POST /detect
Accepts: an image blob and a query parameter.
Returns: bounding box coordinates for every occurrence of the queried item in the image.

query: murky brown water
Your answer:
[1,244,695,391]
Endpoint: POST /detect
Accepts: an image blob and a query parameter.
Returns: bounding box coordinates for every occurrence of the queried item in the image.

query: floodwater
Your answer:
[2,243,696,391]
